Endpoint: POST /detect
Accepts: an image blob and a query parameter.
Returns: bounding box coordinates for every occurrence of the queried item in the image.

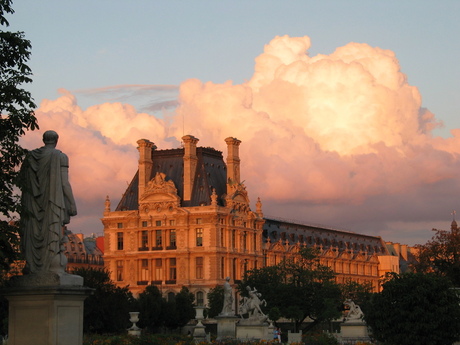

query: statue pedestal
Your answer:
[340,321,370,341]
[4,285,92,345]
[236,323,270,341]
[216,315,238,339]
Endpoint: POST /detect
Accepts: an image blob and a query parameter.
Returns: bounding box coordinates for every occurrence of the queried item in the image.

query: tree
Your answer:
[413,226,460,286]
[163,286,195,330]
[240,247,341,332]
[339,279,373,307]
[206,285,224,318]
[71,267,135,334]
[365,272,460,345]
[0,0,38,275]
[138,285,195,332]
[138,285,165,332]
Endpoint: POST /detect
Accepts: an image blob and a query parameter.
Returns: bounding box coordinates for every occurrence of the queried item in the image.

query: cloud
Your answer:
[22,89,175,234]
[24,35,460,244]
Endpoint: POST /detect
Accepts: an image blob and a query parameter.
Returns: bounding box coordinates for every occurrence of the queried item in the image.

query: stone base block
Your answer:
[340,322,369,338]
[216,315,238,339]
[236,324,270,341]
[4,286,93,345]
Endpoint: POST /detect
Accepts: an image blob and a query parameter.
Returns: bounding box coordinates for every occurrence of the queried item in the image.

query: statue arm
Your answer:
[60,153,77,219]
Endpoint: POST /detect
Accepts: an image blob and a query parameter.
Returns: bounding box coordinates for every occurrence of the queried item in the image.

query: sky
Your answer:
[7,1,460,245]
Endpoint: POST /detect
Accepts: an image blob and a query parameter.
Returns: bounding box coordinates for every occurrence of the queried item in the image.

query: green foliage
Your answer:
[137,285,164,332]
[137,285,195,332]
[206,285,224,318]
[240,247,341,332]
[414,228,460,286]
[268,306,281,322]
[71,267,136,334]
[365,272,460,345]
[165,286,195,329]
[0,0,38,277]
[302,331,339,345]
[339,279,373,310]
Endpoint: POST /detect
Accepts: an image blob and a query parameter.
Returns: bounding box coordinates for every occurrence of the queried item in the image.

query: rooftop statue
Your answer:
[19,130,77,276]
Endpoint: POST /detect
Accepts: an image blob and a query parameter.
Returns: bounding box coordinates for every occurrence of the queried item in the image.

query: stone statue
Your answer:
[239,286,267,320]
[343,299,364,322]
[19,130,77,276]
[220,276,234,316]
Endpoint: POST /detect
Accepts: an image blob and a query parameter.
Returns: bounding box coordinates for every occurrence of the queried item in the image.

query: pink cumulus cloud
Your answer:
[23,35,460,245]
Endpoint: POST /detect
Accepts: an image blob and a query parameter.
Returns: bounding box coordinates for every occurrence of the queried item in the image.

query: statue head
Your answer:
[43,130,59,146]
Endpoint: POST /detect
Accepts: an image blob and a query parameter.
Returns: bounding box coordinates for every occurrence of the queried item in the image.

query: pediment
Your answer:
[140,172,179,203]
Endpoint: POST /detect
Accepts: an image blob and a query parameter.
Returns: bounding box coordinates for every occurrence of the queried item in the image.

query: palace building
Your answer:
[102,135,400,302]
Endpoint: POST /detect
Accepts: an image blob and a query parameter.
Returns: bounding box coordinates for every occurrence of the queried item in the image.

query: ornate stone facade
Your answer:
[102,135,399,302]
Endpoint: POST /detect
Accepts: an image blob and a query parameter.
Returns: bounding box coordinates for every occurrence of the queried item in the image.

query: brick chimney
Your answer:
[182,135,199,202]
[225,137,241,193]
[137,139,155,199]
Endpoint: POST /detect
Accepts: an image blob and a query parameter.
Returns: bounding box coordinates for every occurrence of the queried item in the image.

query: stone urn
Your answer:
[128,312,141,337]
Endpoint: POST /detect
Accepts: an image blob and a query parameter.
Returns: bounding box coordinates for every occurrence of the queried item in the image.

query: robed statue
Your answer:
[220,277,234,316]
[19,130,77,276]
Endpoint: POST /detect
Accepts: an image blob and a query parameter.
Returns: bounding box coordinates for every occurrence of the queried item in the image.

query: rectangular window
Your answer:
[117,223,123,229]
[140,259,149,281]
[170,230,176,247]
[117,232,124,250]
[220,228,225,247]
[142,221,148,227]
[141,230,148,248]
[231,230,235,249]
[169,219,175,226]
[154,259,163,281]
[242,232,247,250]
[221,257,225,279]
[116,260,123,281]
[169,258,176,280]
[196,257,203,279]
[156,220,162,226]
[253,233,257,251]
[196,228,203,247]
[155,230,162,247]
[196,218,202,224]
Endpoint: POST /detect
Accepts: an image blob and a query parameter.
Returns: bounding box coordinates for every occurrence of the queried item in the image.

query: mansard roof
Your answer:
[264,217,389,256]
[116,146,227,211]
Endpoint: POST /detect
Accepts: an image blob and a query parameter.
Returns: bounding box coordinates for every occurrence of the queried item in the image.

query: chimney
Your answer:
[137,139,155,199]
[225,137,241,193]
[400,244,408,261]
[182,135,199,202]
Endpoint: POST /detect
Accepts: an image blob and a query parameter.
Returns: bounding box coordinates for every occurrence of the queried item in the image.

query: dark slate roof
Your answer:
[263,217,389,255]
[116,146,227,211]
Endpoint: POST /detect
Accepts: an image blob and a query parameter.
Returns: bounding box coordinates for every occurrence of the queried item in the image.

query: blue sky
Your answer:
[9,1,460,245]
[10,1,459,136]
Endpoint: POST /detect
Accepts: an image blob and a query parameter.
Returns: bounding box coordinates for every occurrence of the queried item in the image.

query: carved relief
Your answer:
[146,172,177,193]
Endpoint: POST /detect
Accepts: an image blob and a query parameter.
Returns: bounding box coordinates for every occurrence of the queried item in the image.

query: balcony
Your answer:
[151,246,163,251]
[137,281,148,285]
[151,280,162,285]
[138,247,149,251]
[165,280,176,285]
[166,245,177,250]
